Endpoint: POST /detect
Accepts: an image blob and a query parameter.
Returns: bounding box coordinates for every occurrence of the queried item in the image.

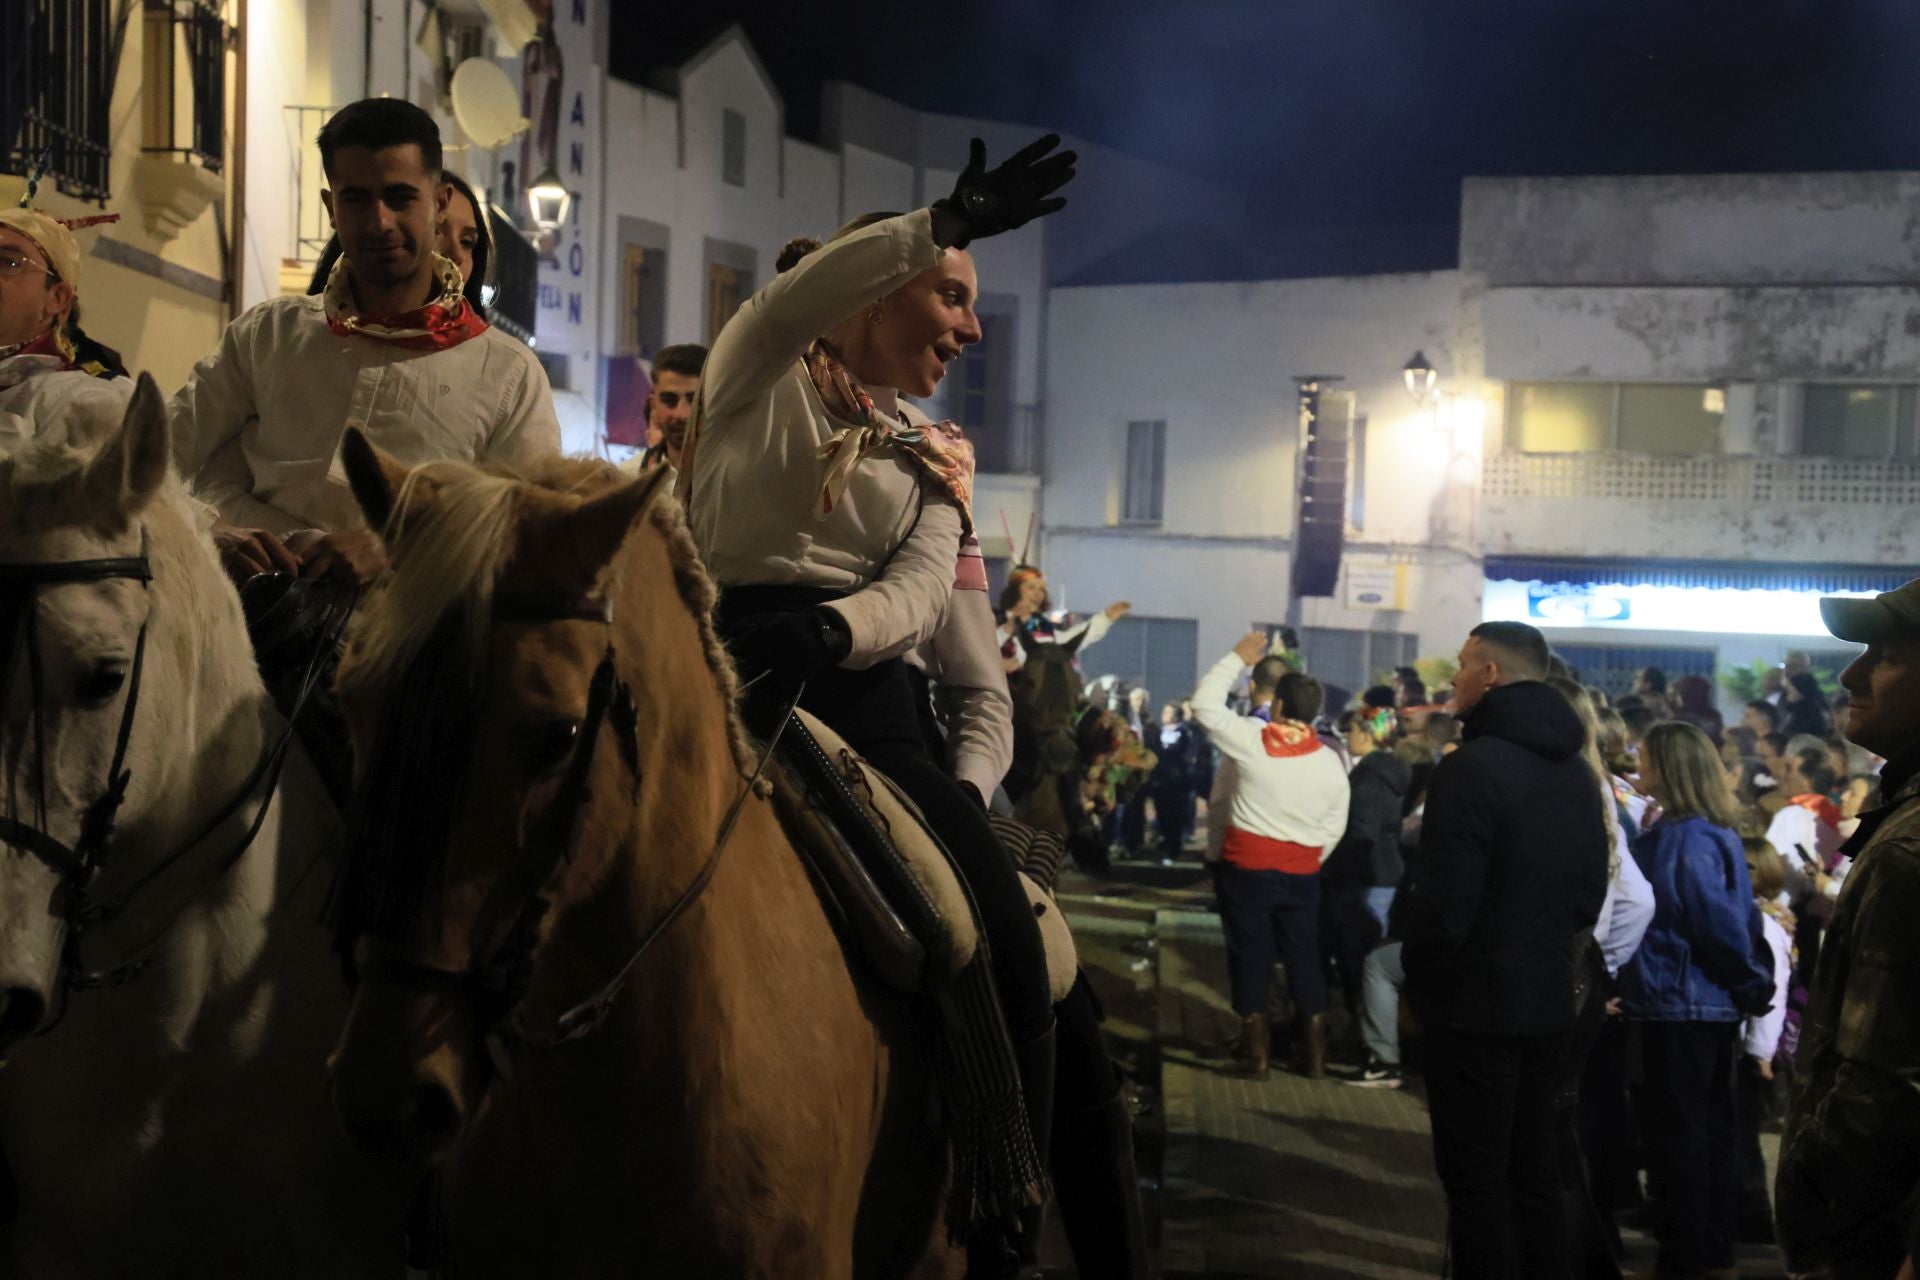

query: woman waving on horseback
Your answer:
[683,135,1077,1271]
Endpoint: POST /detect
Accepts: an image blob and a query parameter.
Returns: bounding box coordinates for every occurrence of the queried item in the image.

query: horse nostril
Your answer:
[406,1080,465,1153]
[0,986,49,1047]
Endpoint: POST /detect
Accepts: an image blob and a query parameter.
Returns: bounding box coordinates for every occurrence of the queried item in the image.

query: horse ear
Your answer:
[557,467,674,587]
[85,372,170,515]
[1061,625,1090,658]
[340,427,411,535]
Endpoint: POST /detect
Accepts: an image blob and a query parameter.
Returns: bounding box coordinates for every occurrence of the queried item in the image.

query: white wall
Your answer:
[1039,271,1476,682]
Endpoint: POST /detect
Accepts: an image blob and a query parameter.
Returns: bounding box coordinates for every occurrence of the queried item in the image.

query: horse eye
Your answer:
[76,661,128,707]
[530,718,582,775]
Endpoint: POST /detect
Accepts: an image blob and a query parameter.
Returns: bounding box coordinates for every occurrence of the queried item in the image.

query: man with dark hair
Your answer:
[171,97,560,585]
[625,343,706,478]
[1778,580,1920,1280]
[1743,698,1781,736]
[1403,619,1610,1279]
[1193,633,1350,1078]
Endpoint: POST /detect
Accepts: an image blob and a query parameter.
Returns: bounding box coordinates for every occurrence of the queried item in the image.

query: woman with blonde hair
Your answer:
[1619,722,1776,1280]
[684,135,1080,1274]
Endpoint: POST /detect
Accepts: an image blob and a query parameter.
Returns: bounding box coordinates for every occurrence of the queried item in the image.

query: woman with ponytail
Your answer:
[683,136,1082,1274]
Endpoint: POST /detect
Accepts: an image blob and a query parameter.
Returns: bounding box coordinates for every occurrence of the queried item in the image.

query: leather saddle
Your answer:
[770,710,1074,1002]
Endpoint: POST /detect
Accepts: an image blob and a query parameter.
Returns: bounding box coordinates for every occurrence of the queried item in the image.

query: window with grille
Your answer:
[1078,615,1200,709]
[1800,385,1920,458]
[721,108,746,187]
[143,0,229,173]
[1122,419,1166,524]
[4,0,118,200]
[1507,382,1723,455]
[1549,643,1716,700]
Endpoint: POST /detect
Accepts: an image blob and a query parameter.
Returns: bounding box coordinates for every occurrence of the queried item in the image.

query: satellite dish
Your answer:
[451,59,529,150]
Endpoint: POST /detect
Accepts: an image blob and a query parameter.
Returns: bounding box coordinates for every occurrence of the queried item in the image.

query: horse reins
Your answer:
[0,530,344,1005]
[350,590,794,1067]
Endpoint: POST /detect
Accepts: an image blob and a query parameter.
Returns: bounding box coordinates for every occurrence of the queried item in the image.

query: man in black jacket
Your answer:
[1404,621,1610,1280]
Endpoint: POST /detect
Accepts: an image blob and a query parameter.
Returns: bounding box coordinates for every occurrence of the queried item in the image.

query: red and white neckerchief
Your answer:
[324,252,490,351]
[1260,718,1323,759]
[805,339,975,535]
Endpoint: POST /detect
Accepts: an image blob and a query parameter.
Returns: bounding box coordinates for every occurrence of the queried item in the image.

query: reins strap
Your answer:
[529,681,802,1048]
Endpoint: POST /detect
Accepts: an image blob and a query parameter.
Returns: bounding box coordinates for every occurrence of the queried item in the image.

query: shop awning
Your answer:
[1484,556,1916,595]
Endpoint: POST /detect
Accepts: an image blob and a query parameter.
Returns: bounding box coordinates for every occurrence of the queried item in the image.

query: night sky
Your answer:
[613,1,1920,276]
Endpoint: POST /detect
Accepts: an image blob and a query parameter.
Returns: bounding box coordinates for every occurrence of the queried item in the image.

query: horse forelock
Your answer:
[338,456,755,780]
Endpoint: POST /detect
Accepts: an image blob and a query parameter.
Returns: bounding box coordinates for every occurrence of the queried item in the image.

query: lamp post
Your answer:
[527,165,572,232]
[1403,350,1438,407]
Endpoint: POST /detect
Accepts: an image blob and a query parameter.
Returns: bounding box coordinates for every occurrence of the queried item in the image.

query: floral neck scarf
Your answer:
[805,339,975,535]
[324,253,489,351]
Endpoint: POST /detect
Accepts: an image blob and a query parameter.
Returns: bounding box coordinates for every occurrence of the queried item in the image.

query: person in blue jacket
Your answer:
[1620,721,1777,1280]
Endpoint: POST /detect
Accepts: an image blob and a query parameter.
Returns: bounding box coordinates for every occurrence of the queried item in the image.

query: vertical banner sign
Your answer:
[535,0,604,427]
[1290,375,1349,599]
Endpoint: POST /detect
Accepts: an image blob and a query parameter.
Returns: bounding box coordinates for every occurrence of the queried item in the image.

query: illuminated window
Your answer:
[1508,382,1723,455]
[1801,385,1920,458]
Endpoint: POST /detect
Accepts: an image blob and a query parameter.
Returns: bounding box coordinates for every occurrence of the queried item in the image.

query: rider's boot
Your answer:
[1053,1085,1151,1280]
[1012,1021,1058,1263]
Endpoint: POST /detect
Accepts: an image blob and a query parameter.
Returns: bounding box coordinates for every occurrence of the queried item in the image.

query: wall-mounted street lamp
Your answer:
[1403,350,1438,407]
[527,165,572,232]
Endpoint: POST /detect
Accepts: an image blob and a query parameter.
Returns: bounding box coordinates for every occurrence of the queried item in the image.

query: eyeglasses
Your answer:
[0,249,56,281]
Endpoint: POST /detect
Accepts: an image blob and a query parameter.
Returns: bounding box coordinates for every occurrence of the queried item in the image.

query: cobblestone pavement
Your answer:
[1054,863,1792,1280]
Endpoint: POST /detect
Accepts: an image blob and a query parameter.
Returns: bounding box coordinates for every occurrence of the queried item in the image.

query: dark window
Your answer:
[721,108,746,187]
[536,351,571,393]
[958,311,1016,471]
[1549,643,1716,700]
[4,0,118,200]
[1079,615,1200,709]
[706,260,751,346]
[487,208,539,345]
[1294,627,1418,707]
[1801,384,1920,458]
[1123,419,1166,524]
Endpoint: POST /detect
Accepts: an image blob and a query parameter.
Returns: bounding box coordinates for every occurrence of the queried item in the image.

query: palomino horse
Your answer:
[1005,633,1154,874]
[0,378,409,1277]
[324,435,962,1279]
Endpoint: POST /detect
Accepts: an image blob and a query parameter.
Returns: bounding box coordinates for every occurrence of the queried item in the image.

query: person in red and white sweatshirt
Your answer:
[1191,631,1351,1078]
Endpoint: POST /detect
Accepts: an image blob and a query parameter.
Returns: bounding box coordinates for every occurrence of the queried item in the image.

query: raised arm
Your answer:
[1190,640,1270,767]
[699,211,946,423]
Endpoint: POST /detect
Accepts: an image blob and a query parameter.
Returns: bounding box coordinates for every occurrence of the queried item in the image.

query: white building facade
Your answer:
[1038,172,1920,705]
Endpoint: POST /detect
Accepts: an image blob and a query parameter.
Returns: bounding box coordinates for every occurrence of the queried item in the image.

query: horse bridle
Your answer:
[0,531,339,1003]
[347,589,791,1069]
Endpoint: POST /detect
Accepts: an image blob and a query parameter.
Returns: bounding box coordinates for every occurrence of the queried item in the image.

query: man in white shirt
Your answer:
[1191,631,1350,1078]
[170,98,560,584]
[0,207,131,452]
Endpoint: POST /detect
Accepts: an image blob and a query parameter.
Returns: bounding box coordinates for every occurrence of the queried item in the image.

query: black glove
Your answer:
[931,134,1077,250]
[729,607,852,694]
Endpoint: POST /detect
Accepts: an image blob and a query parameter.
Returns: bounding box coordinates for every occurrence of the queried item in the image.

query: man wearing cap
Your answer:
[1777,582,1920,1280]
[169,97,559,585]
[0,206,130,452]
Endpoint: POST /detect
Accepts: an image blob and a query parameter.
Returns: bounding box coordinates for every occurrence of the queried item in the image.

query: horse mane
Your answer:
[338,455,755,777]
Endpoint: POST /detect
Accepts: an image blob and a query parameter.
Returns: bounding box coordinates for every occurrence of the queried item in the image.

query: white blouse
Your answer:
[686,209,963,669]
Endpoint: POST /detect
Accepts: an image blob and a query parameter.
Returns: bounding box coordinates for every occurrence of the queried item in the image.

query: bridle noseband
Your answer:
[0,533,151,971]
[0,531,342,1006]
[345,589,789,1069]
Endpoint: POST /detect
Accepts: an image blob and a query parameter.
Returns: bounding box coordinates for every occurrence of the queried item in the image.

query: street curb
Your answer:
[1153,906,1209,1279]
